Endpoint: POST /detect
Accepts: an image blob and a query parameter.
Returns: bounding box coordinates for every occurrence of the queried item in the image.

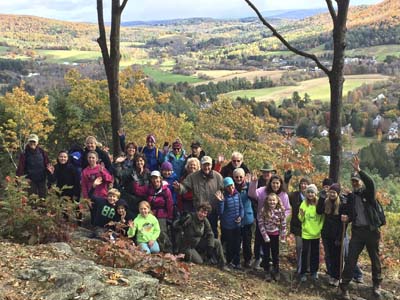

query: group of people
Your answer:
[16,133,384,299]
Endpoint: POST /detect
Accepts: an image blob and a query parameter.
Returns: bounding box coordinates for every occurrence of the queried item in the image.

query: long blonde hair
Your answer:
[261,193,284,221]
[324,195,340,215]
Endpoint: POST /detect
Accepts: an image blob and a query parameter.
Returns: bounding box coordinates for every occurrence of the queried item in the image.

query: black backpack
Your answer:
[365,199,386,228]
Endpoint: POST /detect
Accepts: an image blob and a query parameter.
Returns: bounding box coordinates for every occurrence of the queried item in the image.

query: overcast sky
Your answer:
[0,0,384,22]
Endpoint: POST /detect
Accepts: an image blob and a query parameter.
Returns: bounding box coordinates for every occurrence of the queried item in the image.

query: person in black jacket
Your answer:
[82,136,113,174]
[339,156,383,299]
[47,150,81,200]
[220,151,250,178]
[317,183,346,287]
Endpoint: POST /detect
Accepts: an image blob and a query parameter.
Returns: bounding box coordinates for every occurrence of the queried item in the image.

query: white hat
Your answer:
[150,170,162,177]
[201,156,212,165]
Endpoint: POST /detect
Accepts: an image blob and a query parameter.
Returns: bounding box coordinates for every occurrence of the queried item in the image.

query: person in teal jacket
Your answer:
[298,184,324,282]
[128,201,161,254]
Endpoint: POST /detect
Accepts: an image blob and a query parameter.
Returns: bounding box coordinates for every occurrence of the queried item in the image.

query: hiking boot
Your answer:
[265,272,272,282]
[311,272,319,281]
[373,285,382,298]
[300,274,307,282]
[329,277,339,287]
[231,264,243,271]
[339,285,350,300]
[252,258,262,270]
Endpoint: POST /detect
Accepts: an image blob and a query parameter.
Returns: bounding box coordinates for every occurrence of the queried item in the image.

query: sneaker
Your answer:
[300,274,307,282]
[311,272,319,281]
[252,258,262,270]
[232,264,243,271]
[339,285,350,300]
[373,285,382,298]
[265,273,272,282]
[353,277,364,284]
[329,278,339,287]
[219,263,231,272]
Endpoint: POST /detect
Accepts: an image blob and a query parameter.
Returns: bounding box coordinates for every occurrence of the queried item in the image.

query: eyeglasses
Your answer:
[234,176,243,179]
[173,148,180,151]
[232,160,241,162]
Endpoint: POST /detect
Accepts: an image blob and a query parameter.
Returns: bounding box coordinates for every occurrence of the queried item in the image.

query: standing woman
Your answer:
[113,142,137,190]
[317,183,346,287]
[125,153,151,216]
[47,150,81,201]
[233,168,254,268]
[138,134,164,172]
[177,157,200,213]
[146,170,173,253]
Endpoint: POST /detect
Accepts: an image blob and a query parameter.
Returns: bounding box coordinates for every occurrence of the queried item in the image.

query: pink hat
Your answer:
[146,134,156,143]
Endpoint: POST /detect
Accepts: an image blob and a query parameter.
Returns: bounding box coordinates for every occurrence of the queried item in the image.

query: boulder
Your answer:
[17,258,159,300]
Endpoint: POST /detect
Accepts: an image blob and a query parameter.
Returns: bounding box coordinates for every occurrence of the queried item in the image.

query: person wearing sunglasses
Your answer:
[220,151,250,179]
[164,139,187,179]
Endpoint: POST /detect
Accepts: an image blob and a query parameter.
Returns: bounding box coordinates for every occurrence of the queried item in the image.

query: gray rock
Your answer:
[17,258,159,300]
[49,242,75,256]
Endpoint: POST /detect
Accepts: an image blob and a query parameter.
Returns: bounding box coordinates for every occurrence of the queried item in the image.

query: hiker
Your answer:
[288,177,310,274]
[220,151,250,178]
[258,193,287,281]
[173,203,228,270]
[233,167,254,268]
[216,177,244,270]
[82,136,112,174]
[138,134,164,172]
[16,134,50,198]
[177,157,201,213]
[298,184,324,282]
[339,156,384,299]
[128,200,161,254]
[316,183,345,287]
[173,156,224,238]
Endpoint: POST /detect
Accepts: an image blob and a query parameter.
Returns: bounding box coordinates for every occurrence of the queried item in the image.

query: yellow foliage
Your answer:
[0,82,54,151]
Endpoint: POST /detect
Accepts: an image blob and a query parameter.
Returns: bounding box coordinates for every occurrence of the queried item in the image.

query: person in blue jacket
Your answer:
[165,139,187,179]
[233,167,254,268]
[216,177,244,270]
[138,134,164,171]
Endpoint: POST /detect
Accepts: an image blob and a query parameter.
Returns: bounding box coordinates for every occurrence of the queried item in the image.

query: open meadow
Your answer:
[224,74,391,102]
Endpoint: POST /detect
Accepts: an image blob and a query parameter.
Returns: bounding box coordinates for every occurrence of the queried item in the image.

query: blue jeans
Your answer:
[139,241,160,254]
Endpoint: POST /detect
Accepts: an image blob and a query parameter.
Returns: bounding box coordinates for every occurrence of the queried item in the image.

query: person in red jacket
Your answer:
[146,170,173,252]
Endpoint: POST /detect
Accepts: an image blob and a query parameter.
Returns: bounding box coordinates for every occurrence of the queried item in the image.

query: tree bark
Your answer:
[97,0,128,156]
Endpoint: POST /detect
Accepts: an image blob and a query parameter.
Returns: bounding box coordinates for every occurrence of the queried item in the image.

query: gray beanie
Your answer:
[306,184,318,194]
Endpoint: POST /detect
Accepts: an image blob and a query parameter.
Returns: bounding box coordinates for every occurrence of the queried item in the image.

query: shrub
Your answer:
[0,176,76,244]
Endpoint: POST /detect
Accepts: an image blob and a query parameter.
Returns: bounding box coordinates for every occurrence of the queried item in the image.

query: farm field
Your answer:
[224,74,391,102]
[346,44,400,62]
[192,69,286,86]
[142,66,203,84]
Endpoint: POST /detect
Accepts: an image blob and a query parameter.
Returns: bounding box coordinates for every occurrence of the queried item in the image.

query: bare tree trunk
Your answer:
[97,0,128,156]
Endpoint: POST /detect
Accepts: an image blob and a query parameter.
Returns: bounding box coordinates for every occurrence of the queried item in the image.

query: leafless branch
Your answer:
[120,0,128,12]
[326,0,337,23]
[244,0,330,75]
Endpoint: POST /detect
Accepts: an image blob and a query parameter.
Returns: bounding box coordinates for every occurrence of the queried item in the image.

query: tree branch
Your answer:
[120,0,128,12]
[326,0,337,23]
[96,0,110,68]
[244,0,330,75]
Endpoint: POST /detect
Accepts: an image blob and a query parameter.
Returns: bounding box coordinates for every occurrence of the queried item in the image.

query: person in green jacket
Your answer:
[298,184,324,282]
[128,201,161,254]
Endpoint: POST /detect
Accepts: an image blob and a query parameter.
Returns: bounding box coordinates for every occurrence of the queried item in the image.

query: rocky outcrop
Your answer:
[17,258,159,300]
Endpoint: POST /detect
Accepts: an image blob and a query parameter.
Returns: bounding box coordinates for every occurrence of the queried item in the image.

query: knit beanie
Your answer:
[306,184,318,194]
[329,183,341,194]
[146,134,156,143]
[161,161,173,171]
[322,178,333,187]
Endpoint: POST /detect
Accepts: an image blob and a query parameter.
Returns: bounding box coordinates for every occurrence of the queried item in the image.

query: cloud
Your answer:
[0,0,384,22]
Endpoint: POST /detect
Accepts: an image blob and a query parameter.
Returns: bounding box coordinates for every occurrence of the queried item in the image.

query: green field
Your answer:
[142,66,204,84]
[36,49,101,63]
[345,136,375,152]
[224,74,391,102]
[346,45,400,62]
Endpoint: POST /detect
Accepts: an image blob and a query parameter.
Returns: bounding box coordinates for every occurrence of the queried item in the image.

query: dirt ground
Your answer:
[1,238,399,300]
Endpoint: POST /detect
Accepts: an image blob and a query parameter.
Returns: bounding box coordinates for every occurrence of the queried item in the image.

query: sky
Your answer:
[0,0,384,23]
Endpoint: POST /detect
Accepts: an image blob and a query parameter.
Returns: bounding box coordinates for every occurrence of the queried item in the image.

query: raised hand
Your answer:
[215,190,224,201]
[351,155,361,172]
[93,177,103,187]
[115,156,126,163]
[46,163,55,174]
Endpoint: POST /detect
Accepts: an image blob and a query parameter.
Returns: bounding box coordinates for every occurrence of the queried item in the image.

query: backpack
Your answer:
[365,199,386,228]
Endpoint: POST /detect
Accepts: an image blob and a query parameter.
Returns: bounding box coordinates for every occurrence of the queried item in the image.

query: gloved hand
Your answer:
[284,170,293,184]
